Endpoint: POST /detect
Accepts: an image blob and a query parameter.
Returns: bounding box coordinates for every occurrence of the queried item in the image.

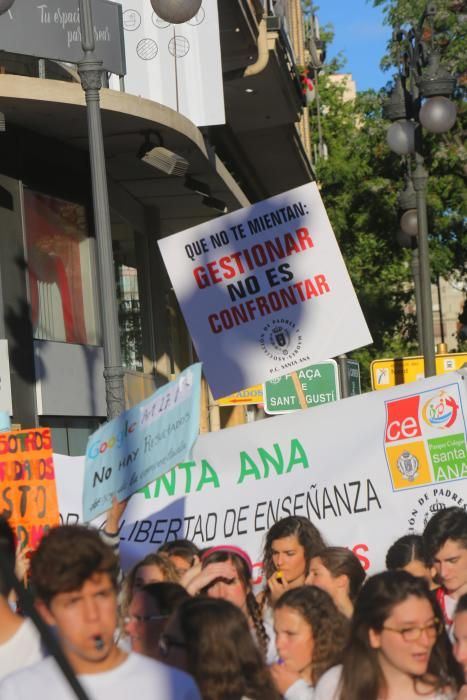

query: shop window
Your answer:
[116,264,143,372]
[23,189,100,345]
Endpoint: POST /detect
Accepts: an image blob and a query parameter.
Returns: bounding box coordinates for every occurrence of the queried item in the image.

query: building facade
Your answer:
[0,0,313,453]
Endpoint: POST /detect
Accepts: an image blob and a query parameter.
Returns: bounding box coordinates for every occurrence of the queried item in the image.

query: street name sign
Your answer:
[264,360,339,414]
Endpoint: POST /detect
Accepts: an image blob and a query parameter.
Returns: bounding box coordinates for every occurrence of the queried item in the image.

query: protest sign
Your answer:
[158,183,372,399]
[0,428,59,550]
[83,363,202,521]
[57,371,467,581]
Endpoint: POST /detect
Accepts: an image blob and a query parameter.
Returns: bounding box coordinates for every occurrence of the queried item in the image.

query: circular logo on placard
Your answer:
[259,319,302,362]
[422,391,459,429]
[406,488,465,534]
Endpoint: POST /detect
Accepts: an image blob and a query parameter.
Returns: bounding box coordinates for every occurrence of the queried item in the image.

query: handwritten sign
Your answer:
[82,363,202,521]
[0,428,60,550]
[158,183,372,398]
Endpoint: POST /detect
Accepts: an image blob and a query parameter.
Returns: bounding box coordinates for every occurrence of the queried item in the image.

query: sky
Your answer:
[314,0,394,92]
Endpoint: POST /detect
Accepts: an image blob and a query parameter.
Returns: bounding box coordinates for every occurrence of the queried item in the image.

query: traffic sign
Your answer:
[371,353,467,390]
[216,385,264,406]
[264,361,340,415]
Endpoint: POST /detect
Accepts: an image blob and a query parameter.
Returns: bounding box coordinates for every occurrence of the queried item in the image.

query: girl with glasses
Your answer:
[314,570,457,700]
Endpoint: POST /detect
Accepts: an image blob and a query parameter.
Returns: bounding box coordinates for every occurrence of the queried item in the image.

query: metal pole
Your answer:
[337,354,349,398]
[410,245,423,354]
[412,149,436,376]
[78,0,125,419]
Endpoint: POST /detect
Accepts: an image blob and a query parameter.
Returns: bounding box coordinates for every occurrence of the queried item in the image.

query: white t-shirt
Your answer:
[314,665,455,700]
[0,652,201,700]
[0,619,44,681]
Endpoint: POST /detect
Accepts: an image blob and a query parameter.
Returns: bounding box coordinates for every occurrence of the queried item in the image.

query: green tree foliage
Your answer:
[305,0,466,386]
[309,69,418,388]
[372,0,466,310]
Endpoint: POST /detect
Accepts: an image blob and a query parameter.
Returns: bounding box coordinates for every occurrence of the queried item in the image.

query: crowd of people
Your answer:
[1,505,467,699]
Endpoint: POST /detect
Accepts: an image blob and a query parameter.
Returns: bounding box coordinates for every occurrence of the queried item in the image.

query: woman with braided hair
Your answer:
[183,545,275,663]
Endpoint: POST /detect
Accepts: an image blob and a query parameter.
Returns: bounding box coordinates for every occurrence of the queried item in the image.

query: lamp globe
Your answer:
[400,209,419,237]
[0,0,15,14]
[386,120,415,155]
[419,96,457,133]
[150,0,202,23]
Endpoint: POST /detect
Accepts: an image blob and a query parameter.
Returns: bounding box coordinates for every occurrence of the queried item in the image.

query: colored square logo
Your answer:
[385,440,432,489]
[427,433,467,482]
[385,395,422,443]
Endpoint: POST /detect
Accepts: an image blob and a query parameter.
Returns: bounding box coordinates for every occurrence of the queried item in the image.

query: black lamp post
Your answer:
[384,2,457,377]
[78,0,202,419]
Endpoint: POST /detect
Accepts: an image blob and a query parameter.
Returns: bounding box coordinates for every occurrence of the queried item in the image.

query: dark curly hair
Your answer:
[30,525,119,605]
[262,516,325,579]
[175,597,280,700]
[261,516,325,609]
[274,585,349,685]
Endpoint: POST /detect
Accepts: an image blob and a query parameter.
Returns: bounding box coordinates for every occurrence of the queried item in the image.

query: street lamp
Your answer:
[150,0,202,23]
[0,0,14,13]
[384,2,457,377]
[77,0,204,419]
[398,177,423,353]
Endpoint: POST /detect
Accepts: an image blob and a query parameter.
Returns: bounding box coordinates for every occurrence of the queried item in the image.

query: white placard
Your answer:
[55,371,467,577]
[112,0,225,126]
[158,183,372,398]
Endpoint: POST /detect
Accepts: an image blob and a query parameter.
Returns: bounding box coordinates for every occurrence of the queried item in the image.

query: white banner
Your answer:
[112,0,225,126]
[158,183,372,399]
[55,371,467,584]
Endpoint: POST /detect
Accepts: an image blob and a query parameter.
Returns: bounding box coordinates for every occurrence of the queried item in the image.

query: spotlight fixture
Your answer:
[202,196,228,214]
[138,132,189,177]
[185,176,211,198]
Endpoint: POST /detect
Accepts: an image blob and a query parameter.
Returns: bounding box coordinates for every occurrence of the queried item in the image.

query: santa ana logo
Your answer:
[407,488,465,534]
[260,319,302,362]
[422,391,459,429]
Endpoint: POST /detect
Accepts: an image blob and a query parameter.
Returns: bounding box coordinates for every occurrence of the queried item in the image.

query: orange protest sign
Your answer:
[0,427,59,550]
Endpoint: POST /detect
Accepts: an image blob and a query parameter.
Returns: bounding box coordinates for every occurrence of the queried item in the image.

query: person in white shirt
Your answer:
[423,507,467,637]
[0,516,43,680]
[314,570,456,700]
[0,524,201,700]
